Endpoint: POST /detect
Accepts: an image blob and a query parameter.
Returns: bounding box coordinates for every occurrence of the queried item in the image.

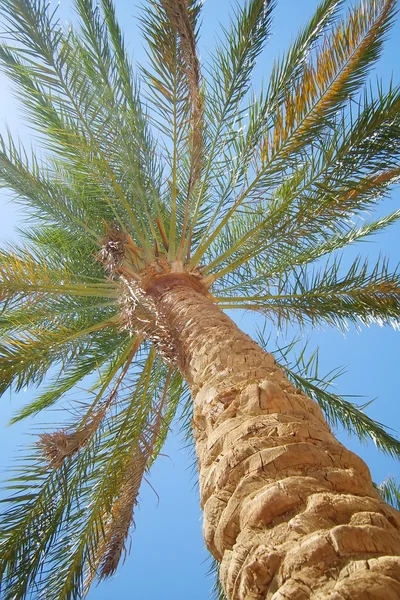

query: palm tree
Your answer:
[1,0,400,597]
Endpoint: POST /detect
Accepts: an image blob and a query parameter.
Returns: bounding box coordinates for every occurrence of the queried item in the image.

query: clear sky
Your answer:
[0,1,399,599]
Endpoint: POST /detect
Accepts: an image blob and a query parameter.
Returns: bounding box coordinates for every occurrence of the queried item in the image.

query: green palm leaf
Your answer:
[0,347,184,599]
[217,256,400,330]
[139,0,203,259]
[378,477,400,509]
[190,0,398,267]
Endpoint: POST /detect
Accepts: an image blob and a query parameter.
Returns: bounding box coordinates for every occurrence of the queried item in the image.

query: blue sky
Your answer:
[0,1,399,598]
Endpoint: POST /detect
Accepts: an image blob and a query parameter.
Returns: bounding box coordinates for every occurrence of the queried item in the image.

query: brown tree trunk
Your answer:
[147,277,400,599]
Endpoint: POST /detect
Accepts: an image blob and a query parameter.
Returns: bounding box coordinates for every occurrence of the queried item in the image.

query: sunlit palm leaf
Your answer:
[0,245,117,307]
[190,0,397,267]
[218,256,400,331]
[378,477,400,509]
[188,0,275,262]
[0,0,160,250]
[139,0,202,259]
[202,84,400,280]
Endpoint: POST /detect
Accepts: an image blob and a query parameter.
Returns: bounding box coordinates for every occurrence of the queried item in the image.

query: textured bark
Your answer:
[147,279,400,600]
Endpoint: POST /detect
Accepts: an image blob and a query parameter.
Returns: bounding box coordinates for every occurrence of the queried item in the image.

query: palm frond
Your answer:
[0,132,101,239]
[188,0,275,263]
[264,0,344,106]
[159,0,204,259]
[205,205,400,286]
[0,347,185,600]
[9,335,134,424]
[0,245,117,310]
[201,81,400,281]
[378,477,400,510]
[140,0,202,259]
[190,0,397,267]
[261,0,397,163]
[0,312,123,396]
[192,0,344,255]
[0,0,160,251]
[287,371,400,459]
[20,224,108,280]
[0,346,154,600]
[255,83,400,260]
[72,0,163,230]
[256,209,400,280]
[217,256,400,331]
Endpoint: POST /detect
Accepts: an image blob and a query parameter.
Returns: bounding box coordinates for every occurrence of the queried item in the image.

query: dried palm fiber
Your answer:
[98,225,177,360]
[80,448,147,591]
[98,225,143,277]
[98,226,127,274]
[98,450,147,578]
[94,369,172,581]
[37,340,141,468]
[37,416,102,469]
[119,275,177,362]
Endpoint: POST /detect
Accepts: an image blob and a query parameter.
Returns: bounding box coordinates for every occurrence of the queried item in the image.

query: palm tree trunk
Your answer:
[148,277,400,599]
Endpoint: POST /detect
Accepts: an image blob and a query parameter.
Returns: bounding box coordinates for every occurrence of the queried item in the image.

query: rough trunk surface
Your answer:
[148,279,400,600]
